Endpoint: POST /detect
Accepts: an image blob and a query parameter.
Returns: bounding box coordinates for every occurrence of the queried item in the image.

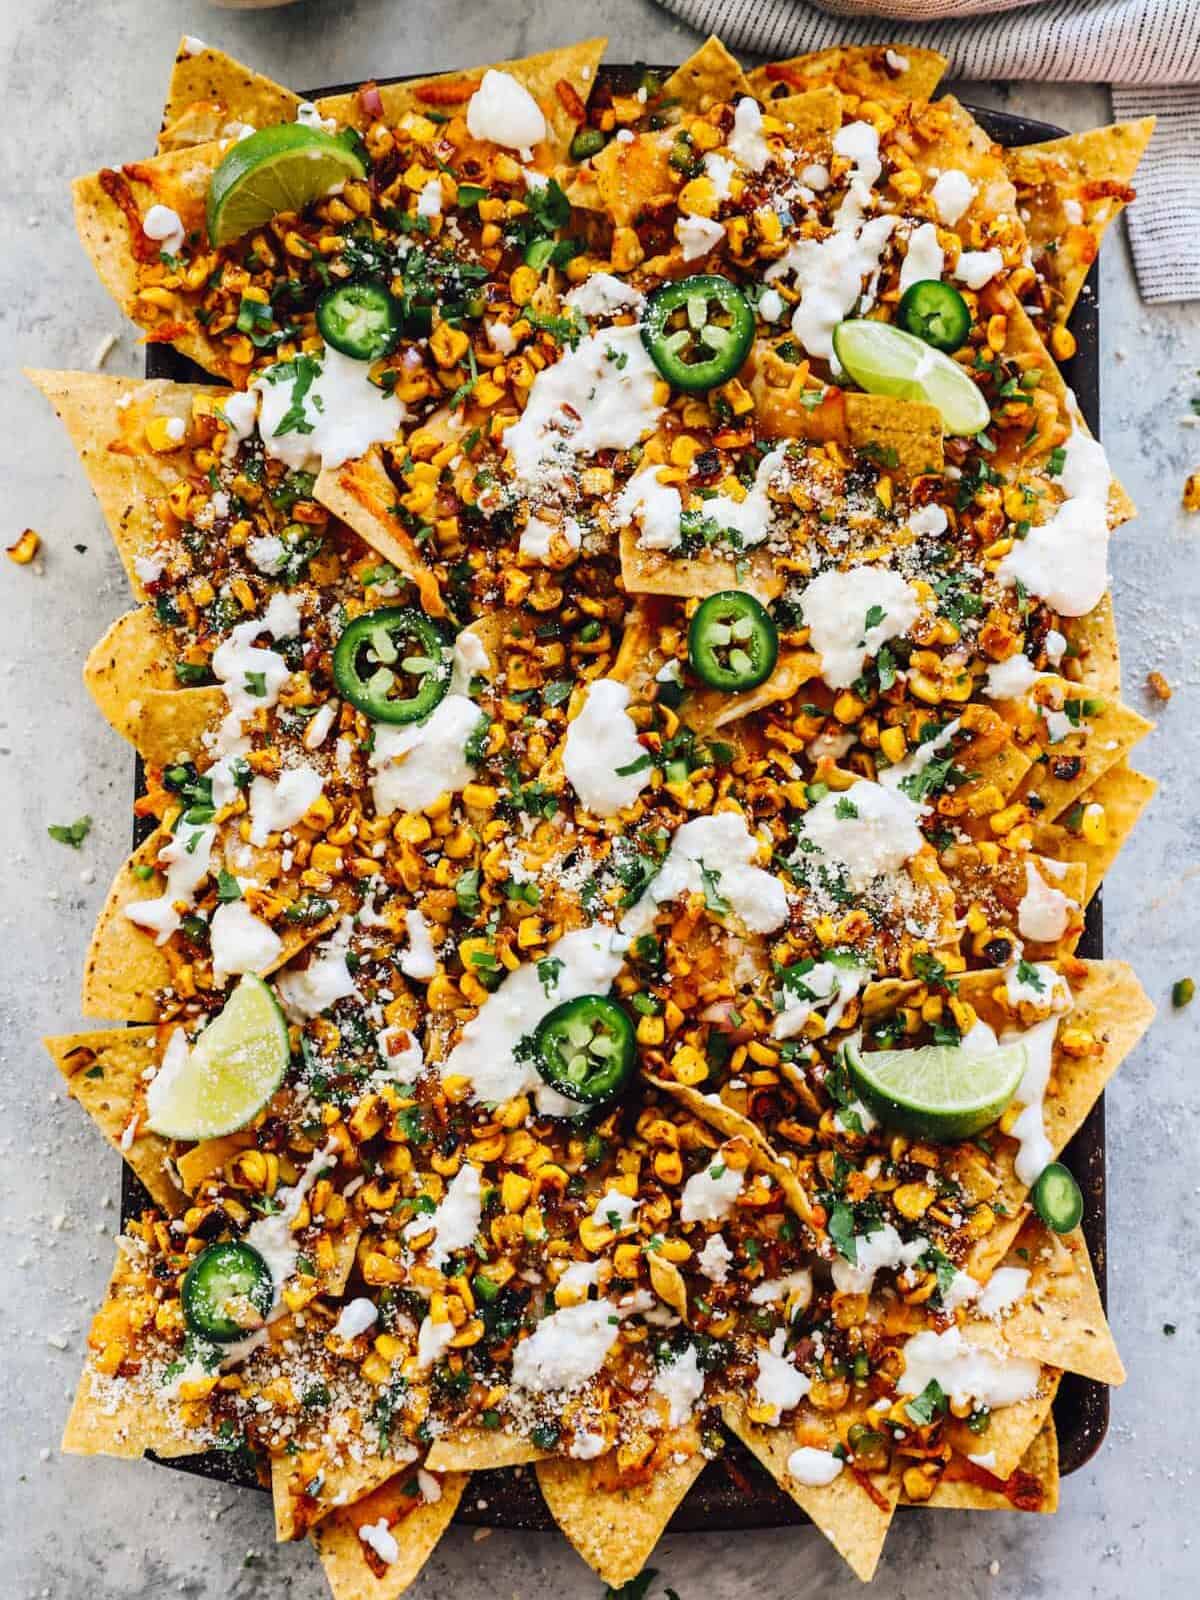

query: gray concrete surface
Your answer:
[2,1,1197,1595]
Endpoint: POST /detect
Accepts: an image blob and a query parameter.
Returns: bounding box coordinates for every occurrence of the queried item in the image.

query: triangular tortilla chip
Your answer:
[83,828,354,1020]
[160,39,299,150]
[660,36,751,112]
[746,46,946,107]
[1012,685,1152,822]
[86,608,223,763]
[316,40,608,168]
[43,1027,183,1213]
[943,1367,1060,1480]
[425,1428,549,1471]
[1033,762,1156,904]
[72,144,242,382]
[26,369,226,594]
[651,1076,818,1233]
[272,1448,403,1542]
[722,1402,900,1581]
[979,1219,1124,1386]
[535,1443,705,1588]
[1005,119,1155,324]
[1066,589,1121,700]
[925,1416,1058,1512]
[682,649,824,735]
[619,526,782,605]
[766,86,843,140]
[62,1248,202,1459]
[315,451,445,618]
[311,1468,469,1600]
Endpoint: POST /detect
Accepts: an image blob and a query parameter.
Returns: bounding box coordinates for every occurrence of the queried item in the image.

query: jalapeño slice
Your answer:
[316,281,402,362]
[333,607,450,724]
[641,274,755,393]
[897,280,971,354]
[688,591,779,692]
[1031,1162,1083,1233]
[182,1241,274,1343]
[534,995,636,1104]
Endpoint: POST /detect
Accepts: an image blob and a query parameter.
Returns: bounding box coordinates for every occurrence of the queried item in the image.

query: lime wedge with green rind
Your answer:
[145,974,290,1139]
[206,124,367,247]
[833,318,991,437]
[844,1037,1026,1141]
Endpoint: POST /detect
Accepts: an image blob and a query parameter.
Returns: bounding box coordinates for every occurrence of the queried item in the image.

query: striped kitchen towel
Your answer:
[651,0,1200,301]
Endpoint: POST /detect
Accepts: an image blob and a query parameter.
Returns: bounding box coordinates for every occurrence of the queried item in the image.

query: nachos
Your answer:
[36,33,1157,1590]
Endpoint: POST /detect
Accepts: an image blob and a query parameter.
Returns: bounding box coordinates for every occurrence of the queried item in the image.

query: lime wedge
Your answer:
[206,124,367,247]
[145,975,290,1139]
[832,319,991,437]
[844,1037,1026,1141]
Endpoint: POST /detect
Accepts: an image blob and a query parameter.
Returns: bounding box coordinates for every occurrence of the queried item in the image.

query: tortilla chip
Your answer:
[765,87,843,141]
[273,1448,402,1543]
[960,958,1154,1209]
[312,1469,469,1600]
[85,608,223,763]
[72,144,241,382]
[425,1428,548,1471]
[176,1131,255,1193]
[316,41,608,168]
[1005,119,1155,323]
[315,451,445,618]
[925,1417,1058,1512]
[982,1219,1124,1386]
[587,128,678,227]
[722,1402,899,1581]
[1066,590,1121,700]
[651,1075,817,1233]
[1033,762,1157,904]
[619,526,782,605]
[943,1368,1060,1480]
[83,828,353,1021]
[660,36,751,112]
[1023,858,1089,961]
[43,1028,183,1213]
[26,370,225,594]
[1013,686,1152,822]
[535,1444,705,1587]
[1000,298,1136,528]
[683,649,824,734]
[844,393,945,477]
[749,369,945,476]
[747,46,946,107]
[62,1248,200,1459]
[160,40,299,150]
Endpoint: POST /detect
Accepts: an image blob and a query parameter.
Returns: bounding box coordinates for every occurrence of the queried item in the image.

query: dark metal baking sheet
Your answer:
[126,77,1108,1522]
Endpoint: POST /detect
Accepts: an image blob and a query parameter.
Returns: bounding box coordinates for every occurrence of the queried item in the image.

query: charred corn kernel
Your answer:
[509,265,540,304]
[6,529,40,565]
[986,313,1007,353]
[178,1375,220,1402]
[636,1013,665,1046]
[893,1182,935,1220]
[1059,1026,1096,1057]
[613,1243,642,1277]
[1080,802,1107,845]
[1184,473,1200,512]
[461,783,497,809]
[361,1353,392,1386]
[721,377,754,416]
[1050,324,1077,361]
[658,1237,691,1263]
[612,227,644,271]
[903,1466,936,1502]
[888,166,923,198]
[653,1148,683,1185]
[474,377,506,407]
[516,917,545,949]
[988,802,1025,836]
[145,415,187,452]
[878,725,907,765]
[678,176,718,216]
[310,841,342,873]
[430,322,470,368]
[833,690,866,723]
[754,206,782,244]
[501,1173,532,1212]
[669,1044,708,1086]
[137,286,177,312]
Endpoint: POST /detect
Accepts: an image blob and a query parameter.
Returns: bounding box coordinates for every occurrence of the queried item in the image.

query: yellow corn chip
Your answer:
[311,1469,469,1600]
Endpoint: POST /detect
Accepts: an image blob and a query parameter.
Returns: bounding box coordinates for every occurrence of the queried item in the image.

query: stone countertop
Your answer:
[2,1,1197,1596]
